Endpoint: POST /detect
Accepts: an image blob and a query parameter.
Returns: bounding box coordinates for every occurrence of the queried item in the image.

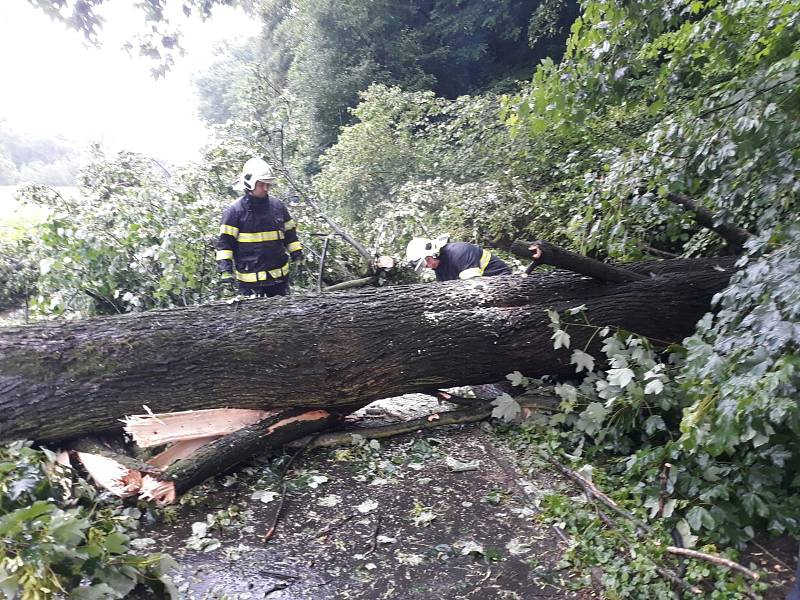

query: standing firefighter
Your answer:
[216,158,303,297]
[406,235,511,281]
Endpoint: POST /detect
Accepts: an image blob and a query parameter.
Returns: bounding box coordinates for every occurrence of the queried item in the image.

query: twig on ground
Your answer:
[666,546,760,581]
[364,515,381,556]
[315,513,357,540]
[263,482,287,542]
[263,433,321,543]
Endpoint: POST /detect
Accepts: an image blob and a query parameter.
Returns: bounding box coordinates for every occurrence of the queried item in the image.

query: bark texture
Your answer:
[0,257,735,442]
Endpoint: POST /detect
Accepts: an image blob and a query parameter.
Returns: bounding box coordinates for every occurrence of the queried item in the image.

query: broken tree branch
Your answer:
[550,456,761,585]
[324,276,378,292]
[160,408,346,498]
[69,436,161,475]
[510,240,649,283]
[666,193,751,251]
[666,546,760,581]
[289,403,494,450]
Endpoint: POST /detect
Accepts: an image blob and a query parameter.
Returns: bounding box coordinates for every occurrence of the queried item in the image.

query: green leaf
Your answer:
[0,500,54,536]
[571,349,595,373]
[491,393,522,422]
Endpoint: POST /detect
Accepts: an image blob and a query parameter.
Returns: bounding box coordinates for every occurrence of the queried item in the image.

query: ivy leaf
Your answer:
[675,519,698,549]
[566,304,587,315]
[506,371,525,386]
[571,349,595,373]
[491,393,521,422]
[551,329,571,349]
[606,367,635,388]
[644,379,664,395]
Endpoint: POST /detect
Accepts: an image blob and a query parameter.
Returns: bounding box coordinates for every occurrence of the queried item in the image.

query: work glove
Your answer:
[291,251,304,264]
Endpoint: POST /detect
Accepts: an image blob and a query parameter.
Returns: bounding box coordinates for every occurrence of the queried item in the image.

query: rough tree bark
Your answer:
[0,257,735,442]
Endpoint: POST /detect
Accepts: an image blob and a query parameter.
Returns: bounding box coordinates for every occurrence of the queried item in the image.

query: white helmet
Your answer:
[405,235,449,274]
[235,157,276,192]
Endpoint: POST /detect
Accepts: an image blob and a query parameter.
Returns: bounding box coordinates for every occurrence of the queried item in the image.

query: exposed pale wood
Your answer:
[70,436,161,474]
[157,408,345,499]
[147,436,220,470]
[75,452,142,498]
[124,408,276,447]
[139,475,176,505]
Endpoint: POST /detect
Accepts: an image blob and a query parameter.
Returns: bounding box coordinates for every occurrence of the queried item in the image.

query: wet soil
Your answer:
[137,395,797,600]
[140,396,589,600]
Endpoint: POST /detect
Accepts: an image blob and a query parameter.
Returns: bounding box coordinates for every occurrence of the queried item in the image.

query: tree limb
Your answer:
[666,193,751,250]
[510,240,648,283]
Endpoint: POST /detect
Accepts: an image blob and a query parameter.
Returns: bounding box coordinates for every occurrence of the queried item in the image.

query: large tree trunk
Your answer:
[0,257,734,442]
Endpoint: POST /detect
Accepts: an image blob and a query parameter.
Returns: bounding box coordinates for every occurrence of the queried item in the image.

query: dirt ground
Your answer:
[137,395,797,600]
[139,396,590,599]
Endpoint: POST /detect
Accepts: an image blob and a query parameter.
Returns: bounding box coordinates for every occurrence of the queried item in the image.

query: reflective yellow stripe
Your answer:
[479,249,491,274]
[286,241,302,253]
[220,272,234,281]
[284,219,297,230]
[215,249,233,261]
[238,230,285,243]
[220,224,239,237]
[459,250,492,280]
[234,263,290,282]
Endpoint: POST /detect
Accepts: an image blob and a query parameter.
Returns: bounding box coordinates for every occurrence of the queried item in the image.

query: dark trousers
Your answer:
[238,280,289,298]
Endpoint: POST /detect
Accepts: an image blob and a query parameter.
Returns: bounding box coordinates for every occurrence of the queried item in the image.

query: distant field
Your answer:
[0,185,69,241]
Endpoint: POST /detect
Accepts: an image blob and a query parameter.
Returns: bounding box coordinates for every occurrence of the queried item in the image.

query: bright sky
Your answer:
[0,1,250,164]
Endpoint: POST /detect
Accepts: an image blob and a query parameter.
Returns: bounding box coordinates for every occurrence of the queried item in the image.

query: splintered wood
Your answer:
[75,452,143,498]
[123,408,277,447]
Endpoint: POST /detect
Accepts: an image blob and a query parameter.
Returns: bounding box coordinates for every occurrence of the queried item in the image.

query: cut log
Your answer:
[0,256,736,442]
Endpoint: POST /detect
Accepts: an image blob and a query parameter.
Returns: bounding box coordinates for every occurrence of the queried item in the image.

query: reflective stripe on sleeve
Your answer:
[286,241,302,253]
[237,230,285,243]
[459,250,493,280]
[459,267,482,279]
[284,219,297,230]
[220,224,239,237]
[215,249,234,260]
[234,263,290,282]
[479,249,491,273]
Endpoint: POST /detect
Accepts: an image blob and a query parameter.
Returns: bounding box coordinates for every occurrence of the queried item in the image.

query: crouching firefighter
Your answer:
[216,157,303,297]
[405,235,511,281]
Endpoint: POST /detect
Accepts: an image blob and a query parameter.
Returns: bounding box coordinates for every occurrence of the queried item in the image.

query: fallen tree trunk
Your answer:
[0,256,735,442]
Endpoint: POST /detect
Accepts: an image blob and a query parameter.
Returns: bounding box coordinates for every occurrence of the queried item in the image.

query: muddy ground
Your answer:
[136,396,796,600]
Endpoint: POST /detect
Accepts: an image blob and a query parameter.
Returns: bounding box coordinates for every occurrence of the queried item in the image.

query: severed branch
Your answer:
[158,408,346,498]
[510,240,648,283]
[324,276,378,292]
[665,193,751,251]
[665,546,759,581]
[69,435,161,475]
[289,402,494,451]
[549,456,761,586]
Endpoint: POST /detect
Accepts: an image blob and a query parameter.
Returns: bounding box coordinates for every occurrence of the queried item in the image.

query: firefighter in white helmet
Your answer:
[216,158,303,297]
[406,235,511,281]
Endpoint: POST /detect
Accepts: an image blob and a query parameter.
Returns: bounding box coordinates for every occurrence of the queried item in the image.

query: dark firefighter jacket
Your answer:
[216,194,302,285]
[434,241,511,282]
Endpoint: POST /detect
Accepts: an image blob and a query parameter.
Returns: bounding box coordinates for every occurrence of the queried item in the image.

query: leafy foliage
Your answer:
[0,441,175,598]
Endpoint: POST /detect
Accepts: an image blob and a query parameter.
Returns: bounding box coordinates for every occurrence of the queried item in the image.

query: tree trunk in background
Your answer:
[0,257,734,442]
